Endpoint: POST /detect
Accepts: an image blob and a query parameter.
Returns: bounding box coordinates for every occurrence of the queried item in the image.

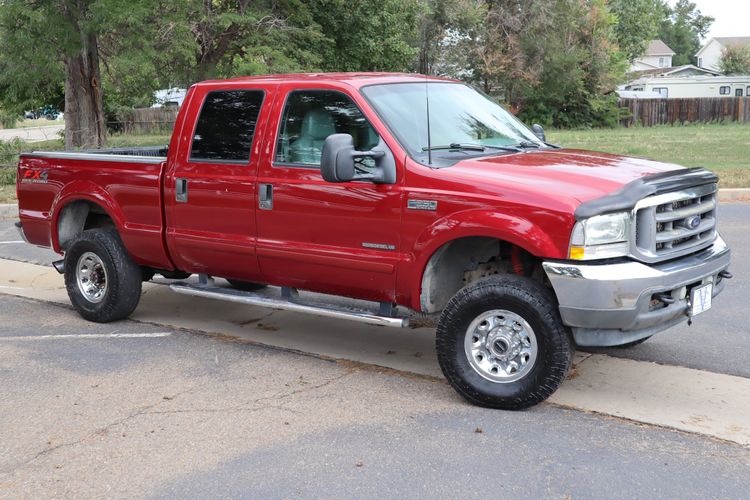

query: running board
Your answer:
[169,283,409,328]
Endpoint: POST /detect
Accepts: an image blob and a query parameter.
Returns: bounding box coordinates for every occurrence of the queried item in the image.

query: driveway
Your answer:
[0,124,63,143]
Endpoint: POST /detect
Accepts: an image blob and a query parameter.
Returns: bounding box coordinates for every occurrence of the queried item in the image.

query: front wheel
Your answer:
[64,228,143,323]
[436,275,573,410]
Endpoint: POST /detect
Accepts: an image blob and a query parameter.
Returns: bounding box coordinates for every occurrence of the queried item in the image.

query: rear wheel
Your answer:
[64,229,142,323]
[226,279,267,292]
[436,275,573,410]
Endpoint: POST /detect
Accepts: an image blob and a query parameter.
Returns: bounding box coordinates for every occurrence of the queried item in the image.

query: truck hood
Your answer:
[443,148,688,207]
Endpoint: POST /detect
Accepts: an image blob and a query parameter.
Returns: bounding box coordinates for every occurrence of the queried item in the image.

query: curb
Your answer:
[718,188,750,202]
[1,189,748,222]
[0,203,17,221]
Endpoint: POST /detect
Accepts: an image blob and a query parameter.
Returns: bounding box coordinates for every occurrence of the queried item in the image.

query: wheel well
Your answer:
[419,237,545,314]
[57,200,115,250]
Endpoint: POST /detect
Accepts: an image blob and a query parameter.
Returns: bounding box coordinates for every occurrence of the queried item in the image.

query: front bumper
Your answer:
[542,236,731,347]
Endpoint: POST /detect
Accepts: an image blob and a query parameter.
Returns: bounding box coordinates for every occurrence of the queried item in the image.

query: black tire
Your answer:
[64,228,142,323]
[436,275,573,410]
[226,279,267,292]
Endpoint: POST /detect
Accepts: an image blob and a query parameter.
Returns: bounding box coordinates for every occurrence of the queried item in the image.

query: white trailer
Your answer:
[625,75,750,98]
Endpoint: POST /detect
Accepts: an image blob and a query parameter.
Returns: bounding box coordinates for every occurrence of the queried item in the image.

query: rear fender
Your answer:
[50,181,126,253]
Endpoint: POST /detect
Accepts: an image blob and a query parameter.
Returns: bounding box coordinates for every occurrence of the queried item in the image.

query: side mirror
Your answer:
[320,134,396,184]
[531,123,546,142]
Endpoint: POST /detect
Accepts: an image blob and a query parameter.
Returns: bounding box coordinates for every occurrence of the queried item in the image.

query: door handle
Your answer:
[259,183,273,210]
[175,178,188,203]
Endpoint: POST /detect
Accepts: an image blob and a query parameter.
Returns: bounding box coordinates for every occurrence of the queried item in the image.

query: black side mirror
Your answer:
[531,124,546,142]
[320,134,396,184]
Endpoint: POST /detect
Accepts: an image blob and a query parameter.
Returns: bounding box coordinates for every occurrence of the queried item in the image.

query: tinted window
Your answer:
[275,90,379,166]
[719,86,730,95]
[735,88,743,97]
[190,90,264,162]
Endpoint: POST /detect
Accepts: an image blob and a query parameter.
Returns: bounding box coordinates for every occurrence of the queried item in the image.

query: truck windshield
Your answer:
[361,82,544,164]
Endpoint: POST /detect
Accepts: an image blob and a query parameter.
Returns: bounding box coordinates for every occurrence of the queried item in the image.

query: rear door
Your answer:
[165,85,273,281]
[254,85,403,303]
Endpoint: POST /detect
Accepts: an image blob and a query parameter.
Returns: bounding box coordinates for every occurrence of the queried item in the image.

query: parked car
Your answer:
[15,73,732,409]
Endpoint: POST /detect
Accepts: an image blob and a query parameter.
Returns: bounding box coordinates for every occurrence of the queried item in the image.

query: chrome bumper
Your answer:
[542,236,731,347]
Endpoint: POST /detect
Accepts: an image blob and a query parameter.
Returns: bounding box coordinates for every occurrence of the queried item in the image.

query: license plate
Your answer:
[689,283,713,316]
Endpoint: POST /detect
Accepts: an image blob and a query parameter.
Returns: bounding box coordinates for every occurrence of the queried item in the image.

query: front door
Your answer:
[165,86,273,282]
[255,86,403,303]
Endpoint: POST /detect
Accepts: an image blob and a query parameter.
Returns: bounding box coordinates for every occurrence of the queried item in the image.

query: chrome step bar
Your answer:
[169,282,409,328]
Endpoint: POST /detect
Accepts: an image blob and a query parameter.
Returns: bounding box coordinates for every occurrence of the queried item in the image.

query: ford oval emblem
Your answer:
[687,215,701,229]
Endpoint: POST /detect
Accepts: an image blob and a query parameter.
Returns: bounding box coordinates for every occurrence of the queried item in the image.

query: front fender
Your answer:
[402,209,572,310]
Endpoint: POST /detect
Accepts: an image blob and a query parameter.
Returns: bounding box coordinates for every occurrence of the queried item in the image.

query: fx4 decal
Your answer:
[20,169,49,184]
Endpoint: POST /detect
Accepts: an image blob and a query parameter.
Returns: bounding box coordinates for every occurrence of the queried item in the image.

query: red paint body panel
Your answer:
[16,72,689,312]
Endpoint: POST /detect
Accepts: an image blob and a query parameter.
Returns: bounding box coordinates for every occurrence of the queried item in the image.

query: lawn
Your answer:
[548,122,750,188]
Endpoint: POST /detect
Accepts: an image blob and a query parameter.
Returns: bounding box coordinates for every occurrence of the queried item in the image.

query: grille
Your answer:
[633,183,717,262]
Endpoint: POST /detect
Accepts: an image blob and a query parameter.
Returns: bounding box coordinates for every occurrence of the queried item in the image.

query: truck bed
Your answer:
[17,146,172,269]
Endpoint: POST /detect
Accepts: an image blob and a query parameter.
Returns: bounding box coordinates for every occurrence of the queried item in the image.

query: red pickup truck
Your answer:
[16,73,732,409]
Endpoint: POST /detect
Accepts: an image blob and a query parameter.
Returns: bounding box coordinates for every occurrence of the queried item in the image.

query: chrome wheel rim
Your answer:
[464,309,538,383]
[76,252,108,303]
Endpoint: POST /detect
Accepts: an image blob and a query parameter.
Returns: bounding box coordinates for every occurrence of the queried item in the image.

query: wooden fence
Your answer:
[618,97,750,127]
[113,107,179,135]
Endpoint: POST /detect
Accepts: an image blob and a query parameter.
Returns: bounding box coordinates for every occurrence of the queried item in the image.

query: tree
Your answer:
[718,45,750,76]
[308,0,421,72]
[608,0,662,62]
[657,0,713,66]
[0,0,158,149]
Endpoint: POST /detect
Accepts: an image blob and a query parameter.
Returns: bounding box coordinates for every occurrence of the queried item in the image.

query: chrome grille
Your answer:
[632,183,717,262]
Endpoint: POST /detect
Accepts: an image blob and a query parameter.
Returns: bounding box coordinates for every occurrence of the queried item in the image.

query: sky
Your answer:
[670,0,750,39]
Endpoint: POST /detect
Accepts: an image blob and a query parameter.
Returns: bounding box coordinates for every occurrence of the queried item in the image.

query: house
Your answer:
[696,37,750,72]
[623,75,750,98]
[630,40,675,71]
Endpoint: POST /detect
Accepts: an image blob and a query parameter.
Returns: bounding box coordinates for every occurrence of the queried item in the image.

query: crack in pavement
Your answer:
[0,368,357,478]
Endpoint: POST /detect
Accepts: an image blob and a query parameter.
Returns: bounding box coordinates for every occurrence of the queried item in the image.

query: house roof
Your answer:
[645,39,675,56]
[714,36,750,48]
[696,37,750,56]
[631,64,721,78]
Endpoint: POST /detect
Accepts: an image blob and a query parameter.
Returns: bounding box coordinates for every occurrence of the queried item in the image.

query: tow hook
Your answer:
[718,270,733,280]
[52,259,65,274]
[653,293,675,305]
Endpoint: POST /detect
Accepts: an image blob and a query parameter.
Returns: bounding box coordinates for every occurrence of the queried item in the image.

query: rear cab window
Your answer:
[190,90,265,163]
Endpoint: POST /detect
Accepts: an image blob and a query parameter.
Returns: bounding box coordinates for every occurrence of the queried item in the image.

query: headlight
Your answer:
[569,212,630,260]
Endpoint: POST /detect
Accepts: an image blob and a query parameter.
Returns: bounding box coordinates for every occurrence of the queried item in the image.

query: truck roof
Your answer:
[197,72,458,89]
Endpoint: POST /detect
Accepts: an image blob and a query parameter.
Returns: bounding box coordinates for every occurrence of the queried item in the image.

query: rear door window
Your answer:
[190,90,265,162]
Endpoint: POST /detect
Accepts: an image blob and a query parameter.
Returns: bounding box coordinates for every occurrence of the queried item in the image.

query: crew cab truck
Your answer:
[16,73,732,409]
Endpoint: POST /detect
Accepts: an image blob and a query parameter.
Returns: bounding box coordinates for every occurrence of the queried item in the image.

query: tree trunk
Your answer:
[64,31,106,150]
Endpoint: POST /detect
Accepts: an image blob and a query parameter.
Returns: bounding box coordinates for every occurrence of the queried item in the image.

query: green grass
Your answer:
[548,122,750,188]
[14,118,64,129]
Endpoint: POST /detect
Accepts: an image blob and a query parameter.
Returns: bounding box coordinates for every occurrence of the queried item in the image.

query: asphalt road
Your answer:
[1,203,748,496]
[3,203,748,377]
[1,295,749,498]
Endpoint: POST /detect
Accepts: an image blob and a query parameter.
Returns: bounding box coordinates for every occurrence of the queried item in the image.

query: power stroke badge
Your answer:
[407,199,437,211]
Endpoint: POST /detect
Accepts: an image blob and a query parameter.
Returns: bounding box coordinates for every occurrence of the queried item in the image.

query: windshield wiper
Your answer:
[514,141,542,149]
[422,143,522,153]
[423,143,486,152]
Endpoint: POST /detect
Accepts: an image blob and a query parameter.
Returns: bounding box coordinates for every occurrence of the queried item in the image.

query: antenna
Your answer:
[425,72,432,165]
